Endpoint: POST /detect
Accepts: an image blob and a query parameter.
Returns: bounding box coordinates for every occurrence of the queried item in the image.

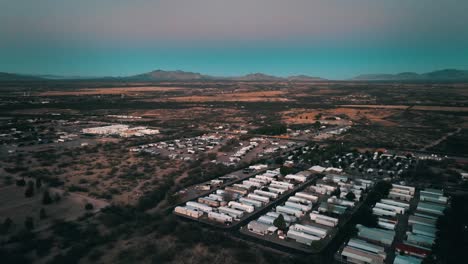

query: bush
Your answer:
[24,181,34,197]
[42,190,53,204]
[24,217,34,230]
[40,208,47,219]
[85,203,94,210]
[16,178,26,186]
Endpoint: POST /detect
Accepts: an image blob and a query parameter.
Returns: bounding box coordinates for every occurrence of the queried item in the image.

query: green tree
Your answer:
[85,203,94,210]
[1,217,13,234]
[54,193,61,203]
[273,214,287,230]
[36,177,42,189]
[40,208,47,219]
[42,190,53,205]
[25,217,34,230]
[25,181,35,197]
[16,178,26,186]
[345,192,356,201]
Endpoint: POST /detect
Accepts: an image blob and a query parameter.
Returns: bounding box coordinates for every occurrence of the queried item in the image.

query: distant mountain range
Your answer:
[352,69,468,81]
[1,68,468,82]
[0,72,44,81]
[126,70,326,82]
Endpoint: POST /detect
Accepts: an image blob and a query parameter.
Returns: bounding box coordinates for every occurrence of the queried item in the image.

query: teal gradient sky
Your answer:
[1,0,468,79]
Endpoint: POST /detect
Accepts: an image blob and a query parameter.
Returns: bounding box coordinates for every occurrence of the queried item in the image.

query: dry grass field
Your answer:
[39,86,188,96]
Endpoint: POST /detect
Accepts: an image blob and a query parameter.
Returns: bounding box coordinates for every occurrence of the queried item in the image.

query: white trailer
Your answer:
[388,191,412,201]
[250,178,269,184]
[209,194,224,202]
[269,183,289,190]
[255,175,273,182]
[268,187,286,194]
[254,190,278,199]
[218,206,244,218]
[375,202,405,214]
[285,201,312,212]
[271,180,294,189]
[287,230,321,245]
[372,207,397,217]
[233,183,251,190]
[266,212,296,223]
[391,188,412,195]
[198,197,220,207]
[174,206,204,218]
[378,220,396,230]
[295,192,319,202]
[285,174,307,183]
[310,212,339,227]
[186,201,213,213]
[309,185,328,195]
[288,196,312,205]
[228,201,255,213]
[258,215,277,225]
[239,197,262,208]
[208,212,233,223]
[243,180,263,188]
[380,199,410,209]
[248,194,270,204]
[276,206,304,218]
[391,184,415,195]
[291,224,328,238]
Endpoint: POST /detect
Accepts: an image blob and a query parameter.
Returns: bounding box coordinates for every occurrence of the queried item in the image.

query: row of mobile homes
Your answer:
[295,192,319,202]
[208,212,233,223]
[276,205,304,218]
[285,174,307,183]
[375,202,406,214]
[268,187,286,194]
[310,211,339,227]
[416,201,445,216]
[186,201,213,213]
[388,191,412,201]
[373,207,397,218]
[286,229,321,245]
[378,218,396,230]
[257,215,277,225]
[288,196,312,205]
[393,255,423,264]
[319,202,347,215]
[247,194,270,204]
[247,220,277,236]
[290,224,328,238]
[225,186,249,196]
[328,197,355,208]
[271,180,294,189]
[198,197,220,207]
[218,206,244,219]
[228,201,255,213]
[356,224,395,246]
[380,199,410,209]
[285,201,312,212]
[392,184,415,195]
[174,206,204,219]
[340,238,386,264]
[408,215,436,228]
[266,212,296,223]
[239,197,262,208]
[253,189,278,199]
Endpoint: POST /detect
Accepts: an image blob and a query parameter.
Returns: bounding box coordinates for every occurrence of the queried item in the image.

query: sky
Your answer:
[1,0,468,79]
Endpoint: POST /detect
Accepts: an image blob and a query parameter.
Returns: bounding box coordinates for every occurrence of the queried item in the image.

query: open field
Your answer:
[158,91,291,102]
[38,86,188,96]
[342,104,468,112]
[1,79,468,264]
